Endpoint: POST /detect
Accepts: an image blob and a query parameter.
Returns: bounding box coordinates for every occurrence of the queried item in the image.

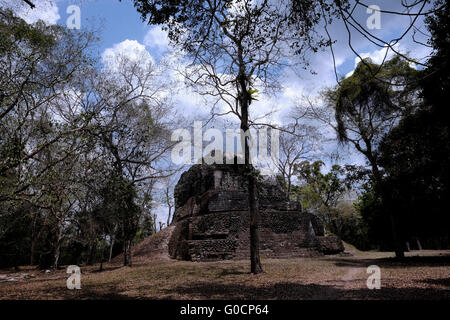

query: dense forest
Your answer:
[0,0,448,272]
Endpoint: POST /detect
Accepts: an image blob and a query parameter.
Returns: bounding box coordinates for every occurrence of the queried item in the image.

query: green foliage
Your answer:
[330,201,370,250]
[0,9,56,56]
[292,161,346,210]
[247,88,259,101]
[326,56,420,144]
[101,173,141,243]
[135,214,155,243]
[127,0,344,53]
[291,161,370,249]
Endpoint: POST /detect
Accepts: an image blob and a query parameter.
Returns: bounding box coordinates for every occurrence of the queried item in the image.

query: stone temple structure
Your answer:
[168,160,344,261]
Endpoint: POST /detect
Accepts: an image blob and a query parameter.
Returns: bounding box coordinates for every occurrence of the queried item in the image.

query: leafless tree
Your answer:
[275,123,322,197]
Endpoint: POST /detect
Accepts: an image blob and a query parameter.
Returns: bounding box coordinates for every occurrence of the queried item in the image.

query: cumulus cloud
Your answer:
[0,0,60,25]
[343,44,402,78]
[102,39,155,69]
[358,44,399,66]
[143,26,170,52]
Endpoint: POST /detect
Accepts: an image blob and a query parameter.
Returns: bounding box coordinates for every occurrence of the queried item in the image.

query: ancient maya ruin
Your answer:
[166,157,344,261]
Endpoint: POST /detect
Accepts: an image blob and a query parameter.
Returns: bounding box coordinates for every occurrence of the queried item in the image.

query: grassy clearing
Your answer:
[0,250,449,300]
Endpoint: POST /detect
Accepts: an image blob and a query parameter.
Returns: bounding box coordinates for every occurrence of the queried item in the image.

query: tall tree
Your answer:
[322,56,420,258]
[126,0,344,274]
[377,0,450,249]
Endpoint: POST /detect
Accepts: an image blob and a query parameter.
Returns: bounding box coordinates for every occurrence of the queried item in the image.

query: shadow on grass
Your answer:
[421,277,450,288]
[89,265,124,273]
[329,254,450,269]
[156,281,450,300]
[34,285,132,300]
[216,267,249,277]
[12,278,450,300]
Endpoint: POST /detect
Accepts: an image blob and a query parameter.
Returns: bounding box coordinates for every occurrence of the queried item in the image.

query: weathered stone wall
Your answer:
[169,163,344,261]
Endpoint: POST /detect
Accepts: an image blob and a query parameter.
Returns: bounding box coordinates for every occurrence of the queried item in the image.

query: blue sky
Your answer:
[56,0,168,61]
[5,0,432,103]
[60,0,149,53]
[6,1,433,77]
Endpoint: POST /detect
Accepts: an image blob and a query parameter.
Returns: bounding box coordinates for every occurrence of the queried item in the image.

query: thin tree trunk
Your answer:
[30,217,37,266]
[108,237,115,262]
[87,240,97,266]
[53,243,61,270]
[99,235,106,271]
[53,228,63,270]
[239,77,263,274]
[248,173,262,274]
[30,239,36,266]
[123,241,128,266]
[151,214,156,234]
[108,223,117,262]
[287,175,292,198]
[123,240,132,267]
[416,238,422,250]
[123,244,127,266]
[30,214,46,266]
[167,205,172,226]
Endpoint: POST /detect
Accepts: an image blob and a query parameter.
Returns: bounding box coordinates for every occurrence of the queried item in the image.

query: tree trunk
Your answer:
[108,223,117,262]
[239,78,263,274]
[370,159,404,259]
[248,173,262,274]
[99,235,106,272]
[123,240,132,267]
[388,213,404,259]
[108,237,115,262]
[287,175,292,199]
[416,238,422,250]
[53,244,61,270]
[30,215,46,266]
[123,241,128,266]
[30,239,36,266]
[167,205,172,227]
[152,213,157,234]
[87,240,97,266]
[53,228,63,270]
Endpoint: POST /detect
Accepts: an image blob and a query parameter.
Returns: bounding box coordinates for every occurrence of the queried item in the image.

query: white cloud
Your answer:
[102,39,155,69]
[357,44,399,66]
[0,0,60,25]
[344,44,400,78]
[143,26,170,52]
